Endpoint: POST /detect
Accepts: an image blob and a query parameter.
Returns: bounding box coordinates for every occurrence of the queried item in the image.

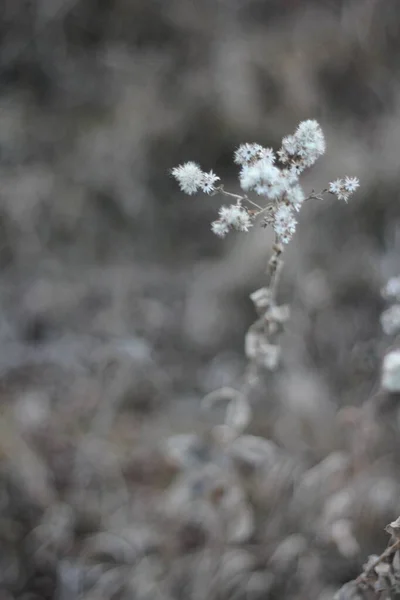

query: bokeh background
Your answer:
[1,1,400,598]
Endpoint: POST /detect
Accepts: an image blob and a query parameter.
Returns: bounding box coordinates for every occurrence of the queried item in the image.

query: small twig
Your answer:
[253,203,275,218]
[305,188,328,202]
[267,237,284,303]
[216,185,263,210]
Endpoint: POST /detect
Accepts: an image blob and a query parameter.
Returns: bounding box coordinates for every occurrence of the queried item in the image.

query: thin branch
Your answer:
[216,185,263,210]
[355,538,400,586]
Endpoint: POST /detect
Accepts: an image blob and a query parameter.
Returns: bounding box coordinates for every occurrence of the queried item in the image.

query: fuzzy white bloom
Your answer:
[382,276,400,301]
[219,204,252,231]
[294,120,326,165]
[211,203,253,237]
[382,350,400,392]
[281,135,298,156]
[240,159,286,199]
[171,162,220,195]
[211,220,229,238]
[281,168,299,186]
[343,176,360,193]
[286,184,305,211]
[273,204,297,244]
[234,143,264,165]
[239,159,278,191]
[259,147,276,163]
[234,143,275,166]
[278,121,325,171]
[329,176,360,202]
[277,148,289,164]
[329,179,344,196]
[381,304,400,335]
[171,161,204,195]
[201,170,220,194]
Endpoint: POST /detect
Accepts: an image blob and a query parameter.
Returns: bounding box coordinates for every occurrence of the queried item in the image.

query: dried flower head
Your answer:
[171,161,204,195]
[329,176,360,202]
[273,204,297,245]
[285,184,305,212]
[201,170,220,194]
[171,162,220,195]
[239,159,285,199]
[212,203,253,237]
[278,120,325,172]
[234,143,270,165]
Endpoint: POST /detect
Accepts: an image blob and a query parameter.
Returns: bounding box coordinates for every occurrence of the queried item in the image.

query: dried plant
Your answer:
[172,120,359,376]
[168,121,367,599]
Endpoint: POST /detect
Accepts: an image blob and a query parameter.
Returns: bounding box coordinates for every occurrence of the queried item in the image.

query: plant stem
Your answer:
[216,185,263,210]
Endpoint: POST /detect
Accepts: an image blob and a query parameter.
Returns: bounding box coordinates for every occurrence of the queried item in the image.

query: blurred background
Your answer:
[1,0,400,598]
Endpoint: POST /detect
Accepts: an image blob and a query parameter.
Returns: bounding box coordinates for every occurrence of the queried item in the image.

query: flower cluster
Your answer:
[239,156,284,198]
[171,161,220,195]
[329,176,360,202]
[171,120,359,248]
[273,204,297,245]
[234,143,274,166]
[211,202,253,238]
[277,119,326,171]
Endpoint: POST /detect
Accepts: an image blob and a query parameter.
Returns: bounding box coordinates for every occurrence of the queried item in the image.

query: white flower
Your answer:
[273,204,297,244]
[171,161,204,195]
[171,162,221,196]
[240,159,285,199]
[329,178,349,201]
[219,204,240,222]
[239,164,259,191]
[211,220,229,238]
[329,176,359,202]
[201,170,220,194]
[259,147,276,163]
[381,304,400,335]
[343,176,360,193]
[212,203,253,238]
[279,121,325,171]
[234,143,265,165]
[294,119,326,166]
[277,148,289,164]
[281,168,299,186]
[281,135,298,156]
[286,184,305,211]
[329,179,343,195]
[219,204,252,232]
[234,211,252,231]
